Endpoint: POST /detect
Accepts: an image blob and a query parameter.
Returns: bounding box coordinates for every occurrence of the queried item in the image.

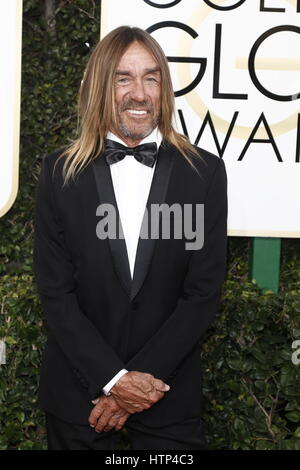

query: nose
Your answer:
[129,78,146,102]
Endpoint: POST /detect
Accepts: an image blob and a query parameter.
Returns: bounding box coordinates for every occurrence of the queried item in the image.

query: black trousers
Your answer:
[45,412,208,450]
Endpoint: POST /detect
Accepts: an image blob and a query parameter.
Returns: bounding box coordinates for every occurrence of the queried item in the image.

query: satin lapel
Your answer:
[130,142,175,301]
[92,154,132,298]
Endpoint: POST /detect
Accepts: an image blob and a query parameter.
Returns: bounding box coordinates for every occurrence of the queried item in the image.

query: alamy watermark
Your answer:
[291,340,300,366]
[0,340,6,365]
[96,203,204,250]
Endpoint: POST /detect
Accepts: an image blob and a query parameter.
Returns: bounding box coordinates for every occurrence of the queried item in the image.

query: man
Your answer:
[34,26,227,450]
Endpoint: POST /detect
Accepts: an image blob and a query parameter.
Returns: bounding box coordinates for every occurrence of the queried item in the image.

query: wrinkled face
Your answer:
[111,41,161,146]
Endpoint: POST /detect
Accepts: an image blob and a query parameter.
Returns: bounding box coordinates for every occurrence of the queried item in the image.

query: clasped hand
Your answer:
[88,371,170,433]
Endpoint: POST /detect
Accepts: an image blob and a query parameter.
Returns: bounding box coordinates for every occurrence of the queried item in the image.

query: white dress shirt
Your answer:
[102,128,162,396]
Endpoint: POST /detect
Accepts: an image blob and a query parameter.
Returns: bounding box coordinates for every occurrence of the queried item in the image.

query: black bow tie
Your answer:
[103,139,158,168]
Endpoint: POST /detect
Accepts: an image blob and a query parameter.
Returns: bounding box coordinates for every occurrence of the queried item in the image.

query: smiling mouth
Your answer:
[126,109,148,116]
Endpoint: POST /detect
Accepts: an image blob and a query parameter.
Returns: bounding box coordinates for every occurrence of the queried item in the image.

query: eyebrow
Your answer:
[115,67,161,76]
[144,67,161,74]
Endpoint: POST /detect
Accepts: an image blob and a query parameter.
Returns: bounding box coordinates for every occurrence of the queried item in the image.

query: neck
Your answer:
[108,128,154,148]
[115,134,142,147]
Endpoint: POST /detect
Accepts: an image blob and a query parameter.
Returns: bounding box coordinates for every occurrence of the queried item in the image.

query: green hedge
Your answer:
[203,238,300,450]
[0,0,299,450]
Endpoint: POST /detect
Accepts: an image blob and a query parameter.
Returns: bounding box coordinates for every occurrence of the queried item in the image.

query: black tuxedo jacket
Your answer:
[33,141,227,426]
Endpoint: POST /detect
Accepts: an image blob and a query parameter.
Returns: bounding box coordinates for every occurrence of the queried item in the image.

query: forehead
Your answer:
[117,41,159,71]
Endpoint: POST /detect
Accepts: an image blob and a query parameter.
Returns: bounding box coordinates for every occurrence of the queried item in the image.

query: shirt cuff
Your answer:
[102,369,128,396]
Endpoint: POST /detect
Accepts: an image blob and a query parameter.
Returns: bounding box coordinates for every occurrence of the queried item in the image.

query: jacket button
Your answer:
[131,302,138,311]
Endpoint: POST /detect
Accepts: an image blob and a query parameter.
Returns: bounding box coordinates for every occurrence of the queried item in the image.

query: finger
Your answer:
[103,414,120,432]
[88,408,102,426]
[114,414,129,431]
[148,389,164,404]
[95,411,112,433]
[153,378,170,392]
[88,405,104,427]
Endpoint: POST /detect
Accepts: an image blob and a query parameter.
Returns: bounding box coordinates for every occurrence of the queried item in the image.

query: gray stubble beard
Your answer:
[117,113,160,142]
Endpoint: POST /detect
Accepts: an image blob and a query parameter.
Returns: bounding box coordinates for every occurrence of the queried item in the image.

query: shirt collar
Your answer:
[106,128,162,149]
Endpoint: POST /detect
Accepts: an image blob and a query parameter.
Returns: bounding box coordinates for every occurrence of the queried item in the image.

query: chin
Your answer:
[119,124,154,141]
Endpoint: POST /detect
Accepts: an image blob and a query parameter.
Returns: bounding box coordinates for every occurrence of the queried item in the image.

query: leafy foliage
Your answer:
[0,0,100,450]
[0,0,299,450]
[202,238,300,450]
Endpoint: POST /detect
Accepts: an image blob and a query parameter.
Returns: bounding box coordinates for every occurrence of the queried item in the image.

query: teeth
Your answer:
[127,109,147,115]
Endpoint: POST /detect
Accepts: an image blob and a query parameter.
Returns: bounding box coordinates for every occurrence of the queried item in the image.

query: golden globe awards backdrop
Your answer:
[0,0,22,218]
[101,0,300,237]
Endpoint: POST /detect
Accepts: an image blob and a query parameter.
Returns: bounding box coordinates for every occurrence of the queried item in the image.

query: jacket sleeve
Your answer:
[126,157,228,380]
[33,155,126,400]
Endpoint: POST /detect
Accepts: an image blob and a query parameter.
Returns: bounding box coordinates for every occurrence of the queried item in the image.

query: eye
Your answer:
[116,77,130,85]
[145,76,159,84]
